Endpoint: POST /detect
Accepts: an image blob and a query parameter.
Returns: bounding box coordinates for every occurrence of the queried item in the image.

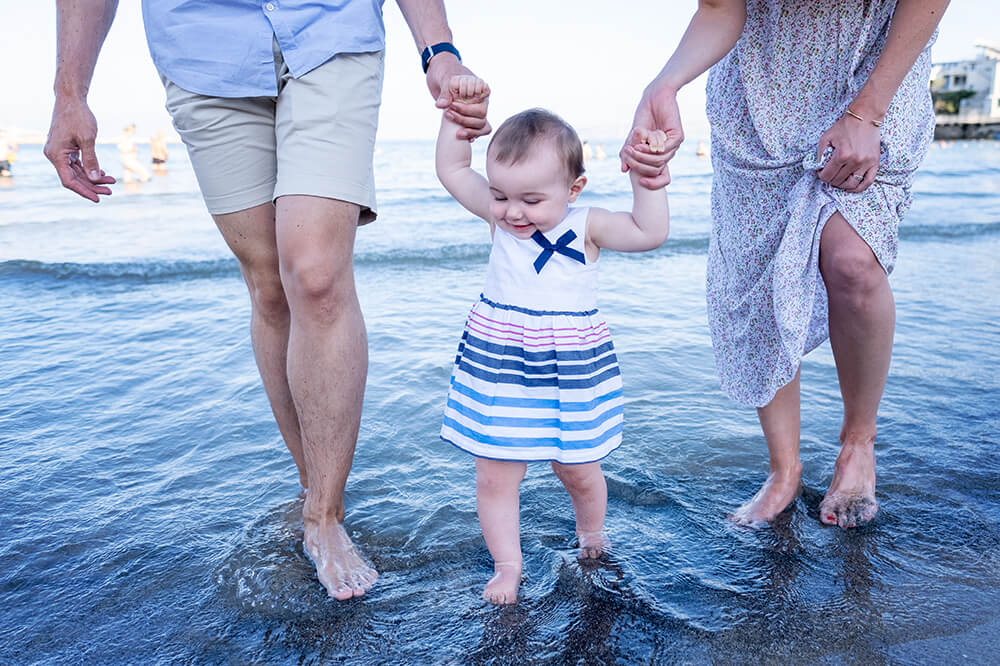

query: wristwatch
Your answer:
[421,42,461,73]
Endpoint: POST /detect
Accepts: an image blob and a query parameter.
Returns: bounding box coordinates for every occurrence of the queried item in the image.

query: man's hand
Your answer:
[426,54,491,141]
[44,97,115,202]
[620,84,684,189]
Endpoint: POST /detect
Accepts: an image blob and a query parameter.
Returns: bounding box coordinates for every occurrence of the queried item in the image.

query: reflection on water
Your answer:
[1,142,999,663]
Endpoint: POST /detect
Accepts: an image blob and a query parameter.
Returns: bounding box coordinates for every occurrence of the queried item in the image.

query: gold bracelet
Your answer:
[845,107,883,128]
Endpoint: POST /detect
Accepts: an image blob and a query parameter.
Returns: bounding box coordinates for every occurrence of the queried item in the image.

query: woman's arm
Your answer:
[817,0,950,192]
[622,0,746,188]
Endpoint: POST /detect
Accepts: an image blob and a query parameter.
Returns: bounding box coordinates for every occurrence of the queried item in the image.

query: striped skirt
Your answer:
[441,296,623,464]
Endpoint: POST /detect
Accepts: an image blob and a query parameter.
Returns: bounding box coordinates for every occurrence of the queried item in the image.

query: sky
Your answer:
[1,1,996,143]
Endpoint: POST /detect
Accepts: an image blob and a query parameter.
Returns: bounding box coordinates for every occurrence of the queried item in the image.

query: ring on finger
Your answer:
[852,173,863,182]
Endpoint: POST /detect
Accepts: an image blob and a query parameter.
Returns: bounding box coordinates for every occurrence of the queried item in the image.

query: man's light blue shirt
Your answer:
[141,0,386,98]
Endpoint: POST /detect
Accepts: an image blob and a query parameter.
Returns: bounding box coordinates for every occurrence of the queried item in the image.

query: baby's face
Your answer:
[485,143,583,239]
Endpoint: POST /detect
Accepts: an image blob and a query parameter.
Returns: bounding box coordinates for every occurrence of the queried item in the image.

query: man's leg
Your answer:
[818,212,890,528]
[275,194,376,600]
[213,203,307,488]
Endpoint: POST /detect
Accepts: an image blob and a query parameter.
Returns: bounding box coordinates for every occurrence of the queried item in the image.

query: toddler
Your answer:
[436,76,670,605]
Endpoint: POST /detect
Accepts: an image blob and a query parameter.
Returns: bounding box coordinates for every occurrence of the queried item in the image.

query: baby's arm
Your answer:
[435,75,493,221]
[588,129,671,253]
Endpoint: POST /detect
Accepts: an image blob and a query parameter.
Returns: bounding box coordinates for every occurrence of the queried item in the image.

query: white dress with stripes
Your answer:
[441,206,624,464]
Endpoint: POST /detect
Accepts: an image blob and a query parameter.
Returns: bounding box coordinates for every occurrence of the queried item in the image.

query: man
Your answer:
[44,0,490,600]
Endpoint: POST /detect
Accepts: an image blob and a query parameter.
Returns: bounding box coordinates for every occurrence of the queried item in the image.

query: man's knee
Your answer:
[243,266,288,323]
[279,252,355,321]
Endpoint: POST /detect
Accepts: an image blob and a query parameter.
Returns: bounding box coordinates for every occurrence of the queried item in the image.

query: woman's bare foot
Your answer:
[820,439,878,528]
[302,519,378,600]
[731,467,802,526]
[483,560,521,605]
[577,530,610,560]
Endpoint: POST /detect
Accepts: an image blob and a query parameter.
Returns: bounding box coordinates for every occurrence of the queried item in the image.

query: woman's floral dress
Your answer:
[705,0,936,407]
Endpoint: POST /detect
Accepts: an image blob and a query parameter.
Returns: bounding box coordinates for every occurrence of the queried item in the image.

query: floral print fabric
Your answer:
[705,0,935,407]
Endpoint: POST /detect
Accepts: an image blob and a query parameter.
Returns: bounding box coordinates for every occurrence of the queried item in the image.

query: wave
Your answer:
[2,221,996,284]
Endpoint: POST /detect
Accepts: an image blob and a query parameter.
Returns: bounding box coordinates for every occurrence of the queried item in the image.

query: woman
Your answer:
[621,0,948,528]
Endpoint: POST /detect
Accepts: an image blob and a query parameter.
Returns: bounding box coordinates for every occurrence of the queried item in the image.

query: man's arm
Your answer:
[44,0,119,202]
[395,0,491,140]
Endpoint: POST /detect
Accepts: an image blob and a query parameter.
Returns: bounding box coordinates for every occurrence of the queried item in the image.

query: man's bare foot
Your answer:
[820,439,877,529]
[302,519,378,600]
[731,467,802,527]
[483,560,521,605]
[577,530,610,560]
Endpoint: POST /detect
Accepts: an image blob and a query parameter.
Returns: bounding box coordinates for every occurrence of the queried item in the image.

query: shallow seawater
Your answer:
[1,140,999,664]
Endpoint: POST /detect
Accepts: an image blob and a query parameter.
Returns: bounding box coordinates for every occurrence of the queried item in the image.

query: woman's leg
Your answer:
[732,369,803,525]
[551,461,609,558]
[476,458,526,605]
[817,212,889,528]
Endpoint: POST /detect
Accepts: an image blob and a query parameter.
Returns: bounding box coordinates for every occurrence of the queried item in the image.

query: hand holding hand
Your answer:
[426,56,492,141]
[815,112,881,193]
[621,83,684,188]
[44,98,116,202]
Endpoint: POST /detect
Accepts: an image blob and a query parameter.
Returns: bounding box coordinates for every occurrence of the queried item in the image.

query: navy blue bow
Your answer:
[531,229,586,273]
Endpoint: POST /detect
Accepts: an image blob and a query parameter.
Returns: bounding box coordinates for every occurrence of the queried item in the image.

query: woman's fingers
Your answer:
[843,163,878,193]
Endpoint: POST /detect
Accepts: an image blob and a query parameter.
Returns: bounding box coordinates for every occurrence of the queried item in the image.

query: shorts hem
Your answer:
[274,178,377,224]
[204,183,276,216]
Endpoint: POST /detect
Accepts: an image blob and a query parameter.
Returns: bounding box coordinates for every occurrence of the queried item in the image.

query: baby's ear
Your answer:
[567,175,588,201]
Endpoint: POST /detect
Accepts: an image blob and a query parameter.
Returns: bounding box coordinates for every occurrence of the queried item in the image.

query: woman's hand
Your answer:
[815,113,881,193]
[620,83,684,189]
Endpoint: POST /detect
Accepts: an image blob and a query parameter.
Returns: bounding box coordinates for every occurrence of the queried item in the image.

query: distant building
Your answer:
[930,40,1000,139]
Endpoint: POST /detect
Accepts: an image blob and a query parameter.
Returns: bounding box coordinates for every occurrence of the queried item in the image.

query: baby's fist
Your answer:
[630,127,668,154]
[448,75,490,104]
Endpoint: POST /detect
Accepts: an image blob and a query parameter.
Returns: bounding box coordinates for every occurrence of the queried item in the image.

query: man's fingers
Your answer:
[80,140,103,182]
[457,120,492,140]
[447,111,488,130]
[447,100,487,117]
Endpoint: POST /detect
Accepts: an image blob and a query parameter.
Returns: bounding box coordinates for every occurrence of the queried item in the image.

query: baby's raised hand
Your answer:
[448,75,491,105]
[629,127,669,154]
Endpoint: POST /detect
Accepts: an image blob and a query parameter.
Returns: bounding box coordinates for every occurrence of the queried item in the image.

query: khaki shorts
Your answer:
[162,41,384,223]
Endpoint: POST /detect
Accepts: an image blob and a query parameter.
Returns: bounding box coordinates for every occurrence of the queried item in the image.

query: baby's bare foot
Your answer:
[483,560,521,605]
[820,441,878,529]
[577,530,610,560]
[731,469,802,527]
[303,519,378,600]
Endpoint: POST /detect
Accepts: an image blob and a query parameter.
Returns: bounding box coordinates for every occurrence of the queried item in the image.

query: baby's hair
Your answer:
[487,108,585,182]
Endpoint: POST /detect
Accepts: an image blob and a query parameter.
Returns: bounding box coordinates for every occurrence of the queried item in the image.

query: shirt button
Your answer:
[265,2,275,10]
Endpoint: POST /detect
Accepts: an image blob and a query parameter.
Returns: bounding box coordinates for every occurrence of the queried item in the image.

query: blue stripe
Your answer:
[456,359,621,389]
[442,417,623,450]
[449,378,623,412]
[461,331,616,363]
[459,344,619,376]
[445,397,623,430]
[479,294,598,317]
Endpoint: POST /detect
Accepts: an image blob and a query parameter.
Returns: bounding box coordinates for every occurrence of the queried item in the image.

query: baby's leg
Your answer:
[551,461,609,559]
[476,458,526,605]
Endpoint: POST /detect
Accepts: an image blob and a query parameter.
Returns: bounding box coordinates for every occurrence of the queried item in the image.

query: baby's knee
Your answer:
[551,461,601,493]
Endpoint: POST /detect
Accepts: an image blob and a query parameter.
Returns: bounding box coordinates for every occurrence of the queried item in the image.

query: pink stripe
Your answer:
[469,312,609,340]
[470,310,606,334]
[467,322,612,348]
[467,320,611,344]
